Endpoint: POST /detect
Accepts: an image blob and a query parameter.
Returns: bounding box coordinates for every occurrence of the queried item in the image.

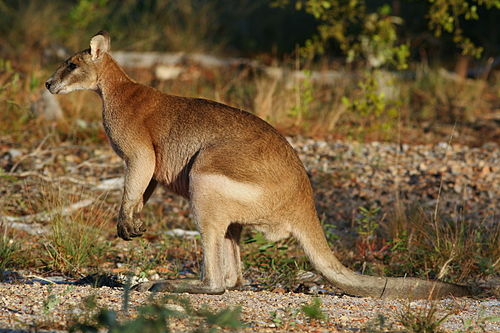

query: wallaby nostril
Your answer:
[45,81,51,90]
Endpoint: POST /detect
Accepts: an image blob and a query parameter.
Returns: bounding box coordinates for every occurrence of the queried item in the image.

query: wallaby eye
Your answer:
[68,62,78,71]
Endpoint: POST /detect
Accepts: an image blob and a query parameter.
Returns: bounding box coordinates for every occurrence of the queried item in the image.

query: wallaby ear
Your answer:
[90,31,110,61]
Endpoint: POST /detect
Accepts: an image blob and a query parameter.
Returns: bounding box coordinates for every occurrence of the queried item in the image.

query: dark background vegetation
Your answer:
[1,0,499,61]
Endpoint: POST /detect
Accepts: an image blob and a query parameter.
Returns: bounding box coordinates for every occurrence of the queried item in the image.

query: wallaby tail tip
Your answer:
[379,278,473,300]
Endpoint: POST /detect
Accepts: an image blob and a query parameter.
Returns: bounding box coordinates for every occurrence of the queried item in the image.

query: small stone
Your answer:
[450,163,462,175]
[272,288,286,293]
[8,148,23,159]
[479,166,490,178]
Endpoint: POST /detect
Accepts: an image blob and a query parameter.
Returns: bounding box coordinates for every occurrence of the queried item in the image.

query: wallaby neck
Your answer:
[96,53,134,99]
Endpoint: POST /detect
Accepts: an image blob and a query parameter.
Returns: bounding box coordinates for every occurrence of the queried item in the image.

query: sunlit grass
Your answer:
[38,184,113,276]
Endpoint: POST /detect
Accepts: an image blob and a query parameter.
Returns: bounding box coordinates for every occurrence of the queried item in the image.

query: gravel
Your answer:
[289,138,499,229]
[1,283,499,332]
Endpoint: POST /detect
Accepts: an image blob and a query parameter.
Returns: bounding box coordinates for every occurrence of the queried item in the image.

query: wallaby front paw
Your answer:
[117,220,146,240]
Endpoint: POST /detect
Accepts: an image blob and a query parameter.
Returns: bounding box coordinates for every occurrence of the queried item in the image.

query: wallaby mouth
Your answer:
[45,79,62,94]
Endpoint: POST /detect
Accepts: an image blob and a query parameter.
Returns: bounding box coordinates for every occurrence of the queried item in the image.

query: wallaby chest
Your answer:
[100,87,153,159]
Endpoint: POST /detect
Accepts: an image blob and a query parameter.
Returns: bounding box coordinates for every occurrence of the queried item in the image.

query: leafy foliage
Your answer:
[289,70,314,125]
[355,206,381,241]
[301,297,326,321]
[426,0,500,58]
[274,0,409,68]
[243,232,310,289]
[276,0,498,64]
[341,70,400,141]
[70,295,242,333]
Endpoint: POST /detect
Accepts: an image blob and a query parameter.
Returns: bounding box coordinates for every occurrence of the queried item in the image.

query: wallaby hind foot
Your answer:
[133,279,225,295]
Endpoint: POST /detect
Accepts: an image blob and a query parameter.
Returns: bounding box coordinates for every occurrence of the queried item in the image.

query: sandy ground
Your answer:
[0,282,499,332]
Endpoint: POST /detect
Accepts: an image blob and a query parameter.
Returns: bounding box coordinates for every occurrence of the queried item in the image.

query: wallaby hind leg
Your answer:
[135,221,244,294]
[223,223,244,289]
[135,197,229,294]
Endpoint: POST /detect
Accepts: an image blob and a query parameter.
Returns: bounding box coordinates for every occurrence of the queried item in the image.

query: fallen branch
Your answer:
[2,199,95,234]
[2,222,48,235]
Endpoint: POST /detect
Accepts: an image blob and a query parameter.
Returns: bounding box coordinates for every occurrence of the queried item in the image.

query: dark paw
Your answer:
[117,220,146,241]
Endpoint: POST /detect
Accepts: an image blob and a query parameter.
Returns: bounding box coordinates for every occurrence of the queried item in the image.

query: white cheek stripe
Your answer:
[193,174,262,202]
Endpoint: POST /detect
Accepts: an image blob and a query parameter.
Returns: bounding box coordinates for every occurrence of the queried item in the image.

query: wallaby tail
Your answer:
[293,217,471,299]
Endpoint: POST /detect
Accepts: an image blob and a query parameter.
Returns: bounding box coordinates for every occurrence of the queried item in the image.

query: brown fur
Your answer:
[45,31,471,299]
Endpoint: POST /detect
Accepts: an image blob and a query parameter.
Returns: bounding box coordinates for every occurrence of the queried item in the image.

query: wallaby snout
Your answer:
[44,75,64,94]
[45,79,57,94]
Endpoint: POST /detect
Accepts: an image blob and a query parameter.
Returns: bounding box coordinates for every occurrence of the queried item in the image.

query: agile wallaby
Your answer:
[45,31,470,299]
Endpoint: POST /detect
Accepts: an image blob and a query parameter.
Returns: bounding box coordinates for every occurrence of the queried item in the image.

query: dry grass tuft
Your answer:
[38,183,113,276]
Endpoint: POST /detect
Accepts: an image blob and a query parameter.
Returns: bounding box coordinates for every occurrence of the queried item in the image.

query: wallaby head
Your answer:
[45,31,110,94]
